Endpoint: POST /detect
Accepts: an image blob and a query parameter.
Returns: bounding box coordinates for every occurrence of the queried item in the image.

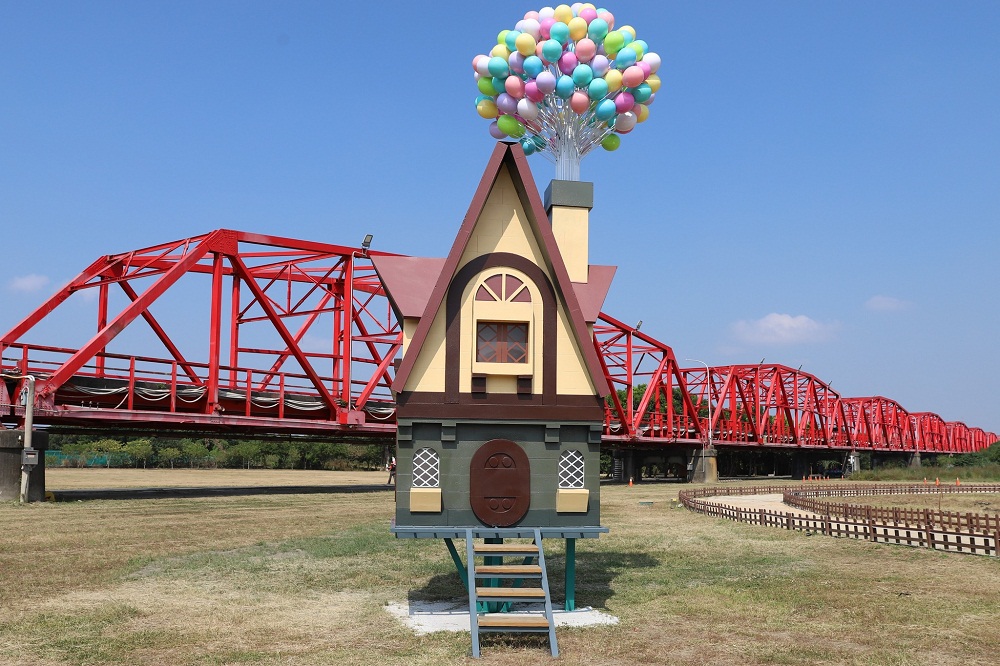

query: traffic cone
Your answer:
[629,477,633,487]
[956,477,960,486]
[935,477,940,486]
[923,478,927,485]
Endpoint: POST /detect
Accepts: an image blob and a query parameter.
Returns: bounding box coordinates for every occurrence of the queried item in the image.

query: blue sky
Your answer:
[2,1,998,433]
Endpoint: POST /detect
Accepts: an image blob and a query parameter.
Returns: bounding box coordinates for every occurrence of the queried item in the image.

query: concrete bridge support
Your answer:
[688,446,718,484]
[909,452,922,468]
[0,429,47,502]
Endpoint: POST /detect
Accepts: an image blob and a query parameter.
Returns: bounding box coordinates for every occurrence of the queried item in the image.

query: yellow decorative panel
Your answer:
[555,306,596,395]
[556,488,590,513]
[410,487,442,513]
[405,303,447,393]
[551,206,589,283]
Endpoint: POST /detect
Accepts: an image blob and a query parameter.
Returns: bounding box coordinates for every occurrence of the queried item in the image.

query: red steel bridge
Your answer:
[1,230,995,454]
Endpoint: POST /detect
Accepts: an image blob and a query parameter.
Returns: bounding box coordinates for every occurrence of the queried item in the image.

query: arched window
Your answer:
[412,447,440,488]
[558,449,585,489]
[474,271,533,365]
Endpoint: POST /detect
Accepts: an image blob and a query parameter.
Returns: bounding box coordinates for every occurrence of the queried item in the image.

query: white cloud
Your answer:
[7,274,50,293]
[731,313,837,345]
[865,295,909,312]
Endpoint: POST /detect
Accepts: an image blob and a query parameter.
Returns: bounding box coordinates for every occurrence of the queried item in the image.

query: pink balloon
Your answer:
[505,76,525,99]
[489,121,505,139]
[580,7,598,24]
[575,38,596,63]
[524,10,539,20]
[614,92,634,113]
[637,61,651,78]
[622,65,645,88]
[570,91,590,114]
[524,81,545,102]
[558,52,578,75]
[539,17,556,40]
[535,42,546,59]
[535,71,557,94]
[599,11,615,30]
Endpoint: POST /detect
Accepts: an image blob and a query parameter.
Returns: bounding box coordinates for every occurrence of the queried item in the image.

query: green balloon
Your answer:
[601,134,621,151]
[477,76,498,96]
[497,114,526,138]
[604,31,625,55]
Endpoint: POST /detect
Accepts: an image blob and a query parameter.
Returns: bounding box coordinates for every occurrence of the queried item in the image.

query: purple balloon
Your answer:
[535,70,557,94]
[497,93,519,115]
[558,51,579,75]
[489,121,505,139]
[509,52,525,74]
[590,54,610,77]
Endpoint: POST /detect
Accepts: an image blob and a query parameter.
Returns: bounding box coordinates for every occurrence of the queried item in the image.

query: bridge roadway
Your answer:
[1,230,995,455]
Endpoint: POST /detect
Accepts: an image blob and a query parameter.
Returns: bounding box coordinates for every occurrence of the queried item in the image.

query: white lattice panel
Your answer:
[558,449,585,488]
[412,447,440,488]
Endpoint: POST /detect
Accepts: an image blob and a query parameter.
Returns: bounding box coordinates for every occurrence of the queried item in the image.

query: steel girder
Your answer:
[593,312,701,443]
[0,229,401,436]
[1,229,996,450]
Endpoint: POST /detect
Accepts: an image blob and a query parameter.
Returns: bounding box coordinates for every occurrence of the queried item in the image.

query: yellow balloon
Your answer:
[515,32,537,57]
[619,25,636,39]
[604,69,623,92]
[581,2,597,10]
[491,44,511,59]
[477,99,498,119]
[568,16,588,41]
[646,74,661,93]
[554,4,573,24]
[636,104,649,122]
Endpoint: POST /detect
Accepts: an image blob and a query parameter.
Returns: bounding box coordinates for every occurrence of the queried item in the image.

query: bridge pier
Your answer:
[0,429,47,502]
[791,451,828,480]
[688,446,718,484]
[847,451,861,476]
[909,451,922,468]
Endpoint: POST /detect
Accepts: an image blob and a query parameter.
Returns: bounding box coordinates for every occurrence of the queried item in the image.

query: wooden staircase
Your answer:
[464,527,558,658]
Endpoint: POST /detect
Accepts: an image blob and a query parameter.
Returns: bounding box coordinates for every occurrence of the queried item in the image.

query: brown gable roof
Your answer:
[573,265,616,323]
[371,256,445,319]
[392,141,610,397]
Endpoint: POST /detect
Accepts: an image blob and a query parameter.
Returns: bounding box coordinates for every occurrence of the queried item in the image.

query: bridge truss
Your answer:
[1,230,995,453]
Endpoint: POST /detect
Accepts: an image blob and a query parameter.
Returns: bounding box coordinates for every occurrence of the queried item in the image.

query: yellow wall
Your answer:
[401,164,597,398]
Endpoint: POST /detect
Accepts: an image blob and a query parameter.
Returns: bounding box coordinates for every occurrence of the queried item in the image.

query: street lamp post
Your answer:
[685,359,712,482]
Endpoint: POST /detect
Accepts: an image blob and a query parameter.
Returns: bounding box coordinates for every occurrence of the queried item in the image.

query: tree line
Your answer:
[47,434,388,471]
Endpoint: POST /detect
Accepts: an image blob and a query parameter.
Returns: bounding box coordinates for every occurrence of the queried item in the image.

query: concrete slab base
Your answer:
[385,599,618,634]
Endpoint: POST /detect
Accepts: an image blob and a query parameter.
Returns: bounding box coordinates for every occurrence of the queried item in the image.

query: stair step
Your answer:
[478,614,551,629]
[476,587,546,599]
[476,564,542,576]
[474,543,539,555]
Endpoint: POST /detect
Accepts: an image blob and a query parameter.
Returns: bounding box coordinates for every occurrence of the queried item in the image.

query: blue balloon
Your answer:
[488,56,509,77]
[532,134,546,149]
[505,30,522,53]
[595,98,617,120]
[541,39,563,63]
[492,76,507,94]
[588,77,609,101]
[572,64,594,87]
[632,82,652,103]
[475,94,493,106]
[520,136,536,155]
[587,18,609,42]
[555,75,575,99]
[550,22,570,45]
[523,55,544,78]
[614,46,637,69]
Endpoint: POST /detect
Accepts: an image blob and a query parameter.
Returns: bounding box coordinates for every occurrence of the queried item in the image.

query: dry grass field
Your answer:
[1,471,998,665]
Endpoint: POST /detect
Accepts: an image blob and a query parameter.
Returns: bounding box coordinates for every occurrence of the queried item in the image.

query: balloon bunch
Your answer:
[473,4,661,180]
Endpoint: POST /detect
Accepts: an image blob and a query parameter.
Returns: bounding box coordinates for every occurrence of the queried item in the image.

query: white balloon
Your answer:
[517,98,540,121]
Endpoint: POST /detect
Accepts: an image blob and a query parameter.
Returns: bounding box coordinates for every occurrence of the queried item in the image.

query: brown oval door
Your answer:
[469,438,530,527]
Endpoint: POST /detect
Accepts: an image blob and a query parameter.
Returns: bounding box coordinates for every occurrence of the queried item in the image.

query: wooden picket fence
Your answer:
[678,483,1000,557]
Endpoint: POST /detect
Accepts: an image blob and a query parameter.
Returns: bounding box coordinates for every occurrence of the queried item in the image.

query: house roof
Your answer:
[390,141,611,397]
[371,256,445,319]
